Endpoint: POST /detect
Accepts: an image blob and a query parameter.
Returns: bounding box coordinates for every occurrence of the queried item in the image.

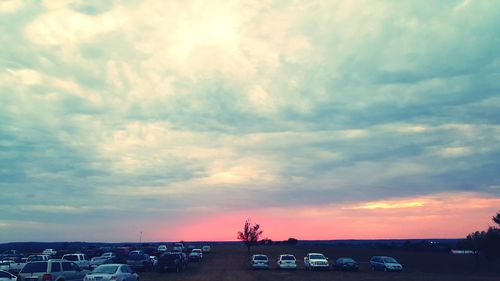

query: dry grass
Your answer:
[141,244,500,281]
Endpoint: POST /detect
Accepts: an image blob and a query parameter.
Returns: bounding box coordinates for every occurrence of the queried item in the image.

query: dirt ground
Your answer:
[141,244,500,281]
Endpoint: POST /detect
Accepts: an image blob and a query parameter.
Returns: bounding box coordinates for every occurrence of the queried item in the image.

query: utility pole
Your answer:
[139,231,142,243]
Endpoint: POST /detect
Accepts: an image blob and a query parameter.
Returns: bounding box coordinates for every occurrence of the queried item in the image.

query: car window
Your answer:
[0,271,11,278]
[51,262,62,272]
[62,262,72,271]
[22,262,48,273]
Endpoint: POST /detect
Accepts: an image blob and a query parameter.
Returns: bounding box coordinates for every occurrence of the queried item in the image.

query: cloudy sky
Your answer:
[1,0,499,242]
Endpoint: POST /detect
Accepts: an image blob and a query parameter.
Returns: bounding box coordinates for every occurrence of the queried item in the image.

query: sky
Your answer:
[0,0,499,243]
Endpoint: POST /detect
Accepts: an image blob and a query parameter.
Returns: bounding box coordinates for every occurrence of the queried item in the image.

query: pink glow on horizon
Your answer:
[151,192,500,241]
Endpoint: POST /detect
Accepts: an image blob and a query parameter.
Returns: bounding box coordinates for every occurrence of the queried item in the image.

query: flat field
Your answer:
[141,244,499,281]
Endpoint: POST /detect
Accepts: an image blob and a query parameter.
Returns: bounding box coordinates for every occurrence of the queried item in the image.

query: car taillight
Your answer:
[42,274,52,281]
[110,276,117,280]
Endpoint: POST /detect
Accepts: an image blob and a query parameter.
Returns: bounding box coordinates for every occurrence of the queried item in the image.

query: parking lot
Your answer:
[139,244,500,281]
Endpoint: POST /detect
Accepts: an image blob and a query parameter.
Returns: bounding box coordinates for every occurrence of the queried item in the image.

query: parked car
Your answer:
[101,253,116,259]
[157,245,167,252]
[156,253,186,272]
[84,264,138,281]
[250,254,269,269]
[276,254,296,270]
[0,270,16,281]
[187,245,195,253]
[332,257,358,271]
[201,245,211,253]
[0,258,26,274]
[63,254,90,269]
[125,253,153,272]
[18,260,89,281]
[172,243,184,251]
[89,257,110,270]
[188,249,202,262]
[42,249,57,256]
[370,256,403,272]
[304,253,329,270]
[27,255,50,262]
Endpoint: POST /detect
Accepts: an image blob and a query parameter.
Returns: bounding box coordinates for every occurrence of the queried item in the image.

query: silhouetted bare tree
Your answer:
[237,219,263,253]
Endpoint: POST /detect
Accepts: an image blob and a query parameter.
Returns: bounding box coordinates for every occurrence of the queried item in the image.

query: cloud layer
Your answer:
[1,0,499,242]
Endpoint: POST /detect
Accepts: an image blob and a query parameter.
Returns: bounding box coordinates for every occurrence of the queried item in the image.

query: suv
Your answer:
[250,254,269,269]
[156,253,187,273]
[125,253,153,272]
[18,260,89,281]
[62,254,90,270]
[370,256,403,272]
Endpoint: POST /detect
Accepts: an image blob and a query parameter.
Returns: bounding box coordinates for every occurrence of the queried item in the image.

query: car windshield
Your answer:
[192,250,201,253]
[93,265,118,274]
[310,254,325,260]
[281,256,295,261]
[383,257,398,263]
[340,258,354,263]
[21,262,48,273]
[254,256,267,261]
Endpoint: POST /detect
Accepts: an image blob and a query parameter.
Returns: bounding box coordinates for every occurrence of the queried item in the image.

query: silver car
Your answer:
[18,260,88,281]
[0,270,16,281]
[84,264,138,281]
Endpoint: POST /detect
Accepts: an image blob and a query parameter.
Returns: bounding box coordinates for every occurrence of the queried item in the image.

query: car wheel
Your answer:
[384,267,388,272]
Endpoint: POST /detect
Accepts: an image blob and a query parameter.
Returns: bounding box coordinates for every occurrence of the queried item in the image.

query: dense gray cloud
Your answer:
[0,0,499,241]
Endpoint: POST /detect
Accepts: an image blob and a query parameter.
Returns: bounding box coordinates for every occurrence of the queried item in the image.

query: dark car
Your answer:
[156,253,187,273]
[370,256,403,272]
[125,254,153,272]
[332,257,358,271]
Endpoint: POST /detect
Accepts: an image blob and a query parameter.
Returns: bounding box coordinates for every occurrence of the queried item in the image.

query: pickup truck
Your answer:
[62,254,90,269]
[0,258,26,274]
[304,253,329,270]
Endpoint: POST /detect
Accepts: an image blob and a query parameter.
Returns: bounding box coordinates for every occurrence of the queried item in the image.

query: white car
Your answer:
[188,249,203,261]
[84,264,138,281]
[157,245,167,252]
[42,249,57,256]
[277,254,297,269]
[250,254,269,269]
[304,253,329,270]
[0,270,16,281]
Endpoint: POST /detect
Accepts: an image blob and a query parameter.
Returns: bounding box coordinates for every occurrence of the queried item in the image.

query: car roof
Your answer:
[97,264,124,267]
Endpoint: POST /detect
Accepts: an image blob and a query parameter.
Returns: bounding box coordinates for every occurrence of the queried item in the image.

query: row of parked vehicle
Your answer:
[0,243,213,276]
[250,253,403,272]
[156,243,210,272]
[0,243,214,281]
